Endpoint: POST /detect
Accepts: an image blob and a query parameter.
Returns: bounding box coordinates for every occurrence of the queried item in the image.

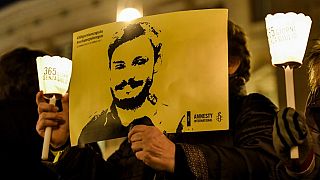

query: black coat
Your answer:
[0,98,58,180]
[52,92,279,180]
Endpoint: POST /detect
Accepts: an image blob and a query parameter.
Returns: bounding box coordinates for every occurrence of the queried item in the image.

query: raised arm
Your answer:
[36,91,70,149]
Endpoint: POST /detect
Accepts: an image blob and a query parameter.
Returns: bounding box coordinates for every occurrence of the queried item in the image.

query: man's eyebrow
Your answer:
[133,56,144,60]
[132,56,149,63]
[112,60,125,64]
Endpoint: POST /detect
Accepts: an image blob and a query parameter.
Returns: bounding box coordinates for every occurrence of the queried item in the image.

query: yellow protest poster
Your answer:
[70,9,229,146]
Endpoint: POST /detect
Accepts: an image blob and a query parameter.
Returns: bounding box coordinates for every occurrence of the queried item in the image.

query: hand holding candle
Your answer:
[265,12,312,159]
[36,55,72,160]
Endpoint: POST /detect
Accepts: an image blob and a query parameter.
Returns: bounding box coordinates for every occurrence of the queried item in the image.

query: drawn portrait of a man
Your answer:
[78,21,166,145]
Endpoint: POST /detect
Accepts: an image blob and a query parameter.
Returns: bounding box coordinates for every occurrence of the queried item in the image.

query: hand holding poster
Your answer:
[70,9,228,146]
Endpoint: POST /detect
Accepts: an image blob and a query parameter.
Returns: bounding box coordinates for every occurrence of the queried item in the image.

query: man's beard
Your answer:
[111,78,153,111]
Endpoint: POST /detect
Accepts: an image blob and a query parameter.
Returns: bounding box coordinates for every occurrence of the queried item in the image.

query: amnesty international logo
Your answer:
[184,110,223,129]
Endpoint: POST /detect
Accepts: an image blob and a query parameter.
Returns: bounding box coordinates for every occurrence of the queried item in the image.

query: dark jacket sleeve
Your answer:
[171,93,279,179]
[275,153,320,180]
[50,143,110,180]
[52,138,155,180]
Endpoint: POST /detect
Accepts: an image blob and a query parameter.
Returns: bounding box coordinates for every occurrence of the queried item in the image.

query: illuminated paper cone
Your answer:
[265,12,312,159]
[265,12,312,66]
[36,55,72,160]
[36,55,72,96]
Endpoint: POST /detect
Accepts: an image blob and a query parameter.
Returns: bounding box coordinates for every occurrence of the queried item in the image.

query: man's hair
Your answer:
[108,22,162,69]
[228,20,251,82]
[307,39,320,92]
[0,47,48,100]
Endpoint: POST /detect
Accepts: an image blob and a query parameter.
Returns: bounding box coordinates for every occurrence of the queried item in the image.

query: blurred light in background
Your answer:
[116,0,143,22]
[117,7,142,22]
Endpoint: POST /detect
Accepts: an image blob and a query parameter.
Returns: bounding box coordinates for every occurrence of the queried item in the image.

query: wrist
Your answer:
[167,145,175,173]
[286,149,315,177]
[50,138,70,151]
[49,138,70,163]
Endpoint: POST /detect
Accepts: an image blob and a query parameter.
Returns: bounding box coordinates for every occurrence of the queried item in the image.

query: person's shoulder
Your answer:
[243,93,278,109]
[246,93,274,103]
[79,108,127,144]
[78,109,108,144]
[83,109,109,129]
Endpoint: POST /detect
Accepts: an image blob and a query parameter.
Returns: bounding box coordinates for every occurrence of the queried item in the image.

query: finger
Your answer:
[131,141,143,153]
[128,125,147,139]
[36,116,60,136]
[38,102,58,114]
[135,151,154,168]
[39,112,65,124]
[41,118,60,129]
[273,123,286,154]
[275,109,292,149]
[286,108,307,140]
[61,93,69,111]
[135,150,147,162]
[280,108,306,145]
[36,91,58,113]
[36,91,46,105]
[130,132,143,142]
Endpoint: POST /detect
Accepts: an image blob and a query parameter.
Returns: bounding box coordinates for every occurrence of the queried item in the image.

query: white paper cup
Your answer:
[36,55,72,96]
[265,12,312,66]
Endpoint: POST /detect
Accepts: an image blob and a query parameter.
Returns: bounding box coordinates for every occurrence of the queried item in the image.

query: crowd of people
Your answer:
[1,18,320,180]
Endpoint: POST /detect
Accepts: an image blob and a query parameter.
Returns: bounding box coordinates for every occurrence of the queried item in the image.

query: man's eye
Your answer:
[132,56,148,66]
[115,64,125,69]
[113,61,125,70]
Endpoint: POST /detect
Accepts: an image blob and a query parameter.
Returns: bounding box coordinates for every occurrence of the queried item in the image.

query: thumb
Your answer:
[281,107,308,144]
[36,91,46,105]
[276,107,307,146]
[61,93,69,111]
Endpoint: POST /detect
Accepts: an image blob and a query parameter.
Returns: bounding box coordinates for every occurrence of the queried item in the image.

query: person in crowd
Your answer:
[0,47,59,179]
[273,39,320,179]
[36,20,280,179]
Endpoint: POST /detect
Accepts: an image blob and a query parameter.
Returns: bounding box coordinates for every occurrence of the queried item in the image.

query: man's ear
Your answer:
[153,57,161,74]
[228,56,241,75]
